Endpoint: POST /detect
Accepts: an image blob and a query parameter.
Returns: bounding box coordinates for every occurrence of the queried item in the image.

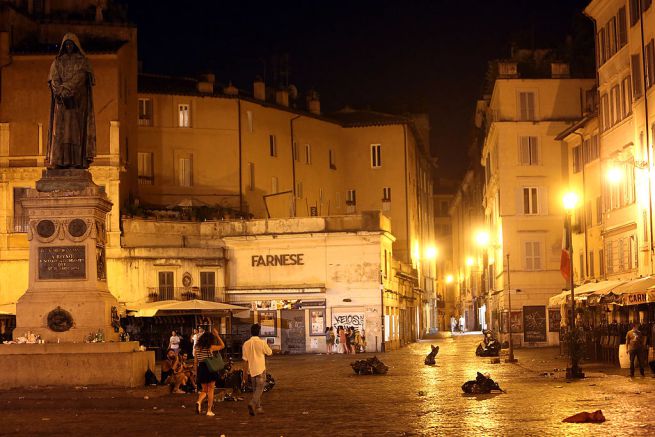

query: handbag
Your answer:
[204,353,225,373]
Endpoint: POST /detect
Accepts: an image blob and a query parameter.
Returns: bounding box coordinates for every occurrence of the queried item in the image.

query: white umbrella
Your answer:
[127,299,249,317]
[0,302,16,315]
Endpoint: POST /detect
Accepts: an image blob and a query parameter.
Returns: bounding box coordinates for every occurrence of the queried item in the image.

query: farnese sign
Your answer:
[251,253,304,267]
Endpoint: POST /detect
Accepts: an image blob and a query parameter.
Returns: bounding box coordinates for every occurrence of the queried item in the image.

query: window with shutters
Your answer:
[631,54,643,99]
[629,0,640,26]
[269,135,277,157]
[596,196,603,225]
[158,271,174,300]
[271,176,278,194]
[580,253,585,280]
[178,156,192,187]
[297,181,304,199]
[608,17,617,59]
[329,149,336,170]
[371,144,382,168]
[610,85,621,125]
[138,98,152,126]
[382,187,391,201]
[518,91,536,120]
[573,146,582,173]
[598,28,607,65]
[293,142,299,161]
[200,271,216,301]
[601,93,610,131]
[621,76,632,117]
[522,187,539,214]
[248,162,255,191]
[12,187,29,233]
[618,7,628,48]
[346,189,356,205]
[247,111,253,133]
[137,152,154,185]
[305,144,312,164]
[586,201,593,228]
[518,136,538,165]
[589,251,595,278]
[178,104,190,127]
[524,241,542,271]
[599,249,605,277]
[646,40,655,89]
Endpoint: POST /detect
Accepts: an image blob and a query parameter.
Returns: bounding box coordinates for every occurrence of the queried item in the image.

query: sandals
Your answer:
[195,402,202,415]
[206,411,215,417]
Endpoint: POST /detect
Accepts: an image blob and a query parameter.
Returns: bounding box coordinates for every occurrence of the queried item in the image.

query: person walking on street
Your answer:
[242,323,272,416]
[168,330,181,355]
[626,323,646,377]
[194,331,225,416]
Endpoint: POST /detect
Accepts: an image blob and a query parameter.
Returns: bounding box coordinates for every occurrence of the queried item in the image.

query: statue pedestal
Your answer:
[15,169,118,342]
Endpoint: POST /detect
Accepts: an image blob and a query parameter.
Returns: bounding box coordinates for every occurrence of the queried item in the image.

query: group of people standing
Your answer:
[163,324,272,418]
[325,326,365,354]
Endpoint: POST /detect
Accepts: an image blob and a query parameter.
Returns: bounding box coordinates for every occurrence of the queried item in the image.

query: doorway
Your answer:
[281,310,306,354]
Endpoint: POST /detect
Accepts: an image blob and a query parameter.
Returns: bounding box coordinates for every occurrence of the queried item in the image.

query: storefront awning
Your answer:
[548,280,626,307]
[596,276,655,306]
[126,299,250,317]
[0,303,16,315]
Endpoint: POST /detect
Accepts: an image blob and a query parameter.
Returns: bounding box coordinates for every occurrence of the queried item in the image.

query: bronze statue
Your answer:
[46,33,96,169]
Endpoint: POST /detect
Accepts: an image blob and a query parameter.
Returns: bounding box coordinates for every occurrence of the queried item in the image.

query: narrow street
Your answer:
[2,335,654,436]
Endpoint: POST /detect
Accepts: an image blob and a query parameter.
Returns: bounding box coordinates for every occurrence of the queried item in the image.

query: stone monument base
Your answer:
[0,342,154,389]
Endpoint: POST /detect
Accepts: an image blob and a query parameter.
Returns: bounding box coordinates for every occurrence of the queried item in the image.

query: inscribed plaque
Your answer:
[39,246,86,280]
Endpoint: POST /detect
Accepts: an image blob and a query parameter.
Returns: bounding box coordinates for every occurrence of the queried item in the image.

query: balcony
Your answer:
[147,286,220,302]
[7,215,29,233]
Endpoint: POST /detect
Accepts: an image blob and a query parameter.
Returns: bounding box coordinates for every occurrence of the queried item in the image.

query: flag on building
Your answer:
[560,219,571,282]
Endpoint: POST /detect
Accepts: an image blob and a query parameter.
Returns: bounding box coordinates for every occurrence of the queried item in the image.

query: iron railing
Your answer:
[146,286,220,302]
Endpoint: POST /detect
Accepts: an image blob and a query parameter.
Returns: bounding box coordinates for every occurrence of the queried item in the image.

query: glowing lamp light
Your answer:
[607,167,622,184]
[445,274,454,284]
[425,246,438,260]
[475,231,490,247]
[562,191,579,211]
[466,257,474,267]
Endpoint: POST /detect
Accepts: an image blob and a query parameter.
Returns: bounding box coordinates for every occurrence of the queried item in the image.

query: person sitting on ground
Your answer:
[160,348,177,384]
[177,351,197,393]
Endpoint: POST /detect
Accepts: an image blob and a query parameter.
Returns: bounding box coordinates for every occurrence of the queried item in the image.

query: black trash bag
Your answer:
[351,356,389,375]
[242,373,275,393]
[424,345,440,365]
[461,372,503,394]
[145,368,159,386]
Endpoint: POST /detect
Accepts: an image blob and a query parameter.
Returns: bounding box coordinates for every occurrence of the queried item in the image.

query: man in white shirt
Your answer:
[168,330,181,355]
[242,323,272,416]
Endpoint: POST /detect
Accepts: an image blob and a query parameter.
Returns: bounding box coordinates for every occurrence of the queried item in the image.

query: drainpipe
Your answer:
[290,115,301,216]
[237,99,243,217]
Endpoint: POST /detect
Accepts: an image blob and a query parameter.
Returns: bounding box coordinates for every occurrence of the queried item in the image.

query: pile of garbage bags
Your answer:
[351,356,389,375]
[461,372,504,394]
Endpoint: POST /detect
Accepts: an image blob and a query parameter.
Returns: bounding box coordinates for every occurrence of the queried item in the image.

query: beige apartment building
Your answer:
[0,1,435,350]
[480,55,595,346]
[583,0,655,281]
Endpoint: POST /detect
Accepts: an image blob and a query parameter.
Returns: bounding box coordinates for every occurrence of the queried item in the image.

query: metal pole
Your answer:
[567,213,583,378]
[506,253,516,362]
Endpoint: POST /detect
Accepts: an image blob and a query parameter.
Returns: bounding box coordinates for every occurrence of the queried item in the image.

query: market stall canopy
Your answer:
[548,280,626,307]
[0,303,16,315]
[596,276,655,306]
[126,299,250,317]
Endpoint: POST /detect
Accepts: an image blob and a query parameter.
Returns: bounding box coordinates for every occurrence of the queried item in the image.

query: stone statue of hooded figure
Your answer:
[46,33,96,169]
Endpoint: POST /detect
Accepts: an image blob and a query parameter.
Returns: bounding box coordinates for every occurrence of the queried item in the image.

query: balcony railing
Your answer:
[147,286,219,302]
[7,215,29,233]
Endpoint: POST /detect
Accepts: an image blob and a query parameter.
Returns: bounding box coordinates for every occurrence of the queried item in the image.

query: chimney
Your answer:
[306,90,320,115]
[253,77,265,101]
[275,88,289,107]
[498,61,518,79]
[197,73,215,94]
[551,62,570,79]
[0,32,10,67]
[223,81,239,96]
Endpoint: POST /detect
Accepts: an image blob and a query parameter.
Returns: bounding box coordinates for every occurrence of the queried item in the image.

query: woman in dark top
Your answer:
[194,331,225,416]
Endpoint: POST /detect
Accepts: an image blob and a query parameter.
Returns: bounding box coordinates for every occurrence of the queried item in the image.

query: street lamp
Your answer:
[425,245,438,331]
[562,191,584,379]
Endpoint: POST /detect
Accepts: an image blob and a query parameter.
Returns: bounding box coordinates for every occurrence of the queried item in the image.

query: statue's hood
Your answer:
[57,33,86,56]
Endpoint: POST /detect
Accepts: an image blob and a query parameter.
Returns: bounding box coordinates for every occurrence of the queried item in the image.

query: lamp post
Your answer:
[505,253,517,363]
[563,191,584,379]
[426,245,438,331]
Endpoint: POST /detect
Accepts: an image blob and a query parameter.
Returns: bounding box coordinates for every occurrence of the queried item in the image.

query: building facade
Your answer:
[0,1,436,349]
[479,54,595,346]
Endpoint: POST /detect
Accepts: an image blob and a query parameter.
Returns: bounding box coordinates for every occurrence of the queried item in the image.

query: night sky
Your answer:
[126,0,594,182]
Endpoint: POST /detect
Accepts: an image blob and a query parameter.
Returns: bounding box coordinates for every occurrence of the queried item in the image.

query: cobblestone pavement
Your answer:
[2,334,655,436]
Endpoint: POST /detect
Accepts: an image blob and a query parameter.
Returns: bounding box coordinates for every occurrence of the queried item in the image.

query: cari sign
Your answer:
[251,253,305,267]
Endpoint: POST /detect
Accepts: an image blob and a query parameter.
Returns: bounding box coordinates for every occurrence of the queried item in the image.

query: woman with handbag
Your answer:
[194,331,225,416]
